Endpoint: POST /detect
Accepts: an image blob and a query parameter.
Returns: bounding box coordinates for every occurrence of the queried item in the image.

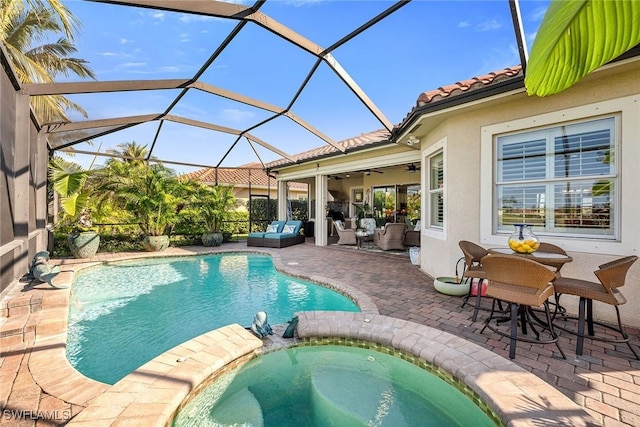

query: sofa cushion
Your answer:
[264,233,297,240]
[284,220,303,234]
[271,220,287,233]
[266,224,279,233]
[248,232,266,238]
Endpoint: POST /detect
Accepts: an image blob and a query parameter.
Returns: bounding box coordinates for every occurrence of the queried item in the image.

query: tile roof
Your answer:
[416,65,522,106]
[181,163,307,190]
[394,65,523,130]
[265,128,392,169]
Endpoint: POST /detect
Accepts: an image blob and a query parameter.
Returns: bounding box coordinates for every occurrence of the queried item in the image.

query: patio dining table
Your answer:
[487,247,573,269]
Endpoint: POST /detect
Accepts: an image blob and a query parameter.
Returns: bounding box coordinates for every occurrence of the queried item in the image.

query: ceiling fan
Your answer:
[406,163,421,173]
[359,169,384,176]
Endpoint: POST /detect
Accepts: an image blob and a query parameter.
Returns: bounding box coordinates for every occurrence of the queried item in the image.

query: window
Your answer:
[428,151,444,228]
[496,117,617,238]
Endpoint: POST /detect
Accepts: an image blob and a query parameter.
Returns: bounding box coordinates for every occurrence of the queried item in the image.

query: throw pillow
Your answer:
[266,224,279,233]
[414,220,421,231]
[334,220,344,231]
[282,224,296,234]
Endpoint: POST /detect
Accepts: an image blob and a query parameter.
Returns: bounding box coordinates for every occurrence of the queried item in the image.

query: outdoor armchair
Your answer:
[373,223,406,251]
[333,220,357,245]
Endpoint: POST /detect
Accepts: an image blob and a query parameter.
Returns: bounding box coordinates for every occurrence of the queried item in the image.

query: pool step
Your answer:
[310,366,405,426]
[210,387,264,427]
[0,282,69,348]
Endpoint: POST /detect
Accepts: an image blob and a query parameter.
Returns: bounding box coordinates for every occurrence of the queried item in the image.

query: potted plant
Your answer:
[49,156,100,258]
[194,184,237,247]
[107,164,181,252]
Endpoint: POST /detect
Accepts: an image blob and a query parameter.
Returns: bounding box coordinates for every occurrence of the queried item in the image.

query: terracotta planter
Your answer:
[68,231,100,259]
[201,232,224,247]
[143,235,170,252]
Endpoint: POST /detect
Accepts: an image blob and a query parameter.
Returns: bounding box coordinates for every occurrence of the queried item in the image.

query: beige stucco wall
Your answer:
[414,58,640,327]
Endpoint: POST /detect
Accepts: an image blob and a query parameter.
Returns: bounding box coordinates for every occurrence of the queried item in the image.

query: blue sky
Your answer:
[59,0,550,173]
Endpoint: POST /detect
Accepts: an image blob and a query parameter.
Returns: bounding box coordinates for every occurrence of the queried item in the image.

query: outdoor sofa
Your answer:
[247,220,305,248]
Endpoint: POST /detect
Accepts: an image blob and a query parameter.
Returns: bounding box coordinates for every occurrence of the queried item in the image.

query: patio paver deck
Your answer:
[1,240,639,426]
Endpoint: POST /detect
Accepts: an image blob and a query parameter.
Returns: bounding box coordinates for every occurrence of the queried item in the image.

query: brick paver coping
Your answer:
[66,311,594,426]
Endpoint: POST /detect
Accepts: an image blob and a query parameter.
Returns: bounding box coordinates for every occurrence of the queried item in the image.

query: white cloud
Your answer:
[151,12,165,20]
[530,6,548,22]
[119,38,132,45]
[179,14,216,23]
[458,21,470,28]
[285,0,324,6]
[221,108,255,123]
[477,19,501,32]
[469,44,520,77]
[122,62,147,68]
[159,66,181,73]
[180,33,190,43]
[98,52,118,57]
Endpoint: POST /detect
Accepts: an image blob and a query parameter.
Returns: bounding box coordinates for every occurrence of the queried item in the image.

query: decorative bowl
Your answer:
[434,277,470,296]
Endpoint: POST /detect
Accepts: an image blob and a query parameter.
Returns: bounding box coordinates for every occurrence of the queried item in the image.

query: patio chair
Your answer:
[403,219,420,247]
[553,255,639,359]
[333,220,357,245]
[458,240,490,322]
[374,223,406,250]
[537,242,569,278]
[480,254,565,360]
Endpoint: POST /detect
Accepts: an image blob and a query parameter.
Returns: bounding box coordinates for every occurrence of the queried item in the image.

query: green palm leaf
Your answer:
[526,0,640,97]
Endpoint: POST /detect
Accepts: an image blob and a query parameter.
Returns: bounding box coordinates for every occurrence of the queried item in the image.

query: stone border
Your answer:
[296,311,597,427]
[68,311,596,426]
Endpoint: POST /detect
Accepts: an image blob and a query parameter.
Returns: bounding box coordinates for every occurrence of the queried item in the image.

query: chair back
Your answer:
[458,241,488,266]
[594,255,638,292]
[537,242,568,273]
[481,255,556,303]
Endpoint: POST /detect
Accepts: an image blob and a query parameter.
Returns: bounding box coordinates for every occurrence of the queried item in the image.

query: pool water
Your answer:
[66,254,359,384]
[171,345,497,427]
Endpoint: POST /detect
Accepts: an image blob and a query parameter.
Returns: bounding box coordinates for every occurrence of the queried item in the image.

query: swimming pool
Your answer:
[171,345,497,427]
[66,253,360,384]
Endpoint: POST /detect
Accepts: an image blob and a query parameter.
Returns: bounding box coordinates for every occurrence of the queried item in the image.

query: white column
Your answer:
[314,174,328,246]
[277,180,287,219]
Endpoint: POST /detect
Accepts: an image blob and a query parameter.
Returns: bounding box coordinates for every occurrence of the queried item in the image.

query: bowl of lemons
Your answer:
[508,224,540,254]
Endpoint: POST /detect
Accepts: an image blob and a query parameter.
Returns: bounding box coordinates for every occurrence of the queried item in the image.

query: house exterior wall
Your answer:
[415,58,640,327]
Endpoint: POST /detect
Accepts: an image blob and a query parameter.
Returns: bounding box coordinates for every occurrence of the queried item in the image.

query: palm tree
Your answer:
[0,0,95,123]
[105,142,155,166]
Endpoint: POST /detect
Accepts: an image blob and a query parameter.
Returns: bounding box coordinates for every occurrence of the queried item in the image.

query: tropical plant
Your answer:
[406,193,420,221]
[48,155,96,228]
[526,0,640,97]
[0,0,95,122]
[194,183,237,234]
[106,164,181,236]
